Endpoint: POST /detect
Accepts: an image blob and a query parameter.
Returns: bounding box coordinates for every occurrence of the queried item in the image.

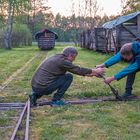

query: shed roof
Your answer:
[35,29,58,40]
[102,11,140,29]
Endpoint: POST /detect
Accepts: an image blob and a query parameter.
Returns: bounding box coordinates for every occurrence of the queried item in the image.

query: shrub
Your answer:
[0,23,32,48]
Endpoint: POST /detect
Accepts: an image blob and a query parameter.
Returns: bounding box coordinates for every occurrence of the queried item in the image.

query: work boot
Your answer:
[29,94,37,107]
[51,100,68,106]
[121,92,133,99]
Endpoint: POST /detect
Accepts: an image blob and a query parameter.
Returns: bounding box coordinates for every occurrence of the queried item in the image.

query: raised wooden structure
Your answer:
[80,11,140,53]
[35,29,58,50]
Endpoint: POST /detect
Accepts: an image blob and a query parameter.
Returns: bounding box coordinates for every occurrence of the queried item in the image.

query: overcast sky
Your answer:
[47,0,122,17]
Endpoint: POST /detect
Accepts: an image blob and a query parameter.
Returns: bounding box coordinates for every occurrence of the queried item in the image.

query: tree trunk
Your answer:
[4,32,12,49]
[3,1,14,49]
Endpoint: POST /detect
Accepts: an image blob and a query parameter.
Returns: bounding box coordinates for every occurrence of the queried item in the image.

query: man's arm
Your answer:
[114,60,139,81]
[104,61,139,84]
[62,60,104,76]
[96,52,122,68]
[62,60,92,76]
[104,52,122,68]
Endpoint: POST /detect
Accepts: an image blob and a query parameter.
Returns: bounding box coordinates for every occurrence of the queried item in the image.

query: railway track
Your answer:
[10,100,30,140]
[37,95,140,106]
[0,100,30,140]
[0,53,45,139]
[0,95,139,140]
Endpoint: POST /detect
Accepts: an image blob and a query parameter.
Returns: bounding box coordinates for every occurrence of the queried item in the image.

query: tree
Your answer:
[121,0,140,14]
[33,11,46,32]
[0,0,29,49]
[28,0,50,35]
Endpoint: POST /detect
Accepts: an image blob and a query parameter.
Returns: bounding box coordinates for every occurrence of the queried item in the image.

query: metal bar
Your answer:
[95,74,122,100]
[37,98,114,106]
[0,103,25,105]
[0,126,15,129]
[0,107,23,110]
[37,96,140,106]
[67,99,103,104]
[25,100,30,140]
[36,95,140,107]
[10,101,28,140]
[0,103,25,107]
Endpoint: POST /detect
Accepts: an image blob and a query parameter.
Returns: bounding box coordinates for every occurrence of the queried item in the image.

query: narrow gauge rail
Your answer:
[0,95,139,140]
[10,99,30,140]
[37,95,140,106]
[0,100,30,140]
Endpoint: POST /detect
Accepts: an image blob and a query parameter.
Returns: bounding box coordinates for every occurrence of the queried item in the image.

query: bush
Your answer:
[0,23,32,48]
[12,24,32,47]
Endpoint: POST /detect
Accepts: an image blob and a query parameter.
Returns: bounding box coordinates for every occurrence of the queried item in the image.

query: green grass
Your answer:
[0,45,140,140]
[0,109,23,140]
[0,46,39,84]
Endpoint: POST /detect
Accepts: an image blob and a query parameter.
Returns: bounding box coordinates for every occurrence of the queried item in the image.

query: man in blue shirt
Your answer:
[96,41,140,98]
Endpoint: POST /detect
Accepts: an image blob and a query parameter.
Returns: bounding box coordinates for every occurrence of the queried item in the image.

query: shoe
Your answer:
[29,94,37,107]
[121,93,133,99]
[51,100,68,106]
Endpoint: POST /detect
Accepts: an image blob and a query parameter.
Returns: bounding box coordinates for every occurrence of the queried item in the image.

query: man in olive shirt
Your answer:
[30,46,104,106]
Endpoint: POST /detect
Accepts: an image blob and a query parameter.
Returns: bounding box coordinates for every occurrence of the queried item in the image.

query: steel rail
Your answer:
[37,98,117,106]
[0,107,24,110]
[10,101,28,140]
[25,99,30,140]
[0,103,25,107]
[37,95,140,107]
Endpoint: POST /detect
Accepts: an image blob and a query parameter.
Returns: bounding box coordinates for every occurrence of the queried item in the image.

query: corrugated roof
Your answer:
[102,11,140,29]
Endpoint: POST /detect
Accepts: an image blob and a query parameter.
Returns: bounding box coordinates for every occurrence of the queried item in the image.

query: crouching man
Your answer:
[96,41,140,98]
[30,46,104,106]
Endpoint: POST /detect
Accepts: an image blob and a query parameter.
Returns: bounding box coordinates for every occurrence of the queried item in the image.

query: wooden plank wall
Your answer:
[38,33,55,50]
[106,29,117,52]
[80,29,96,50]
[89,29,96,50]
[137,15,140,36]
[119,25,137,46]
[80,32,85,48]
[80,15,140,53]
[95,28,107,52]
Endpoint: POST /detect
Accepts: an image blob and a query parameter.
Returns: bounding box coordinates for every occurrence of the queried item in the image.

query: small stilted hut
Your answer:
[35,29,58,50]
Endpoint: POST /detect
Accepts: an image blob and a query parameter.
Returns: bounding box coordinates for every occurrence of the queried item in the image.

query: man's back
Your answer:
[31,54,67,88]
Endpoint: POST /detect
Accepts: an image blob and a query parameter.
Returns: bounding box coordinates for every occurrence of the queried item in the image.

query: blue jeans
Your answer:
[32,73,73,101]
[125,70,139,94]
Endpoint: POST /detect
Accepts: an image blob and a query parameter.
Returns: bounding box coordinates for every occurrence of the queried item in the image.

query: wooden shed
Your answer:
[80,11,140,53]
[35,29,58,50]
[80,29,96,50]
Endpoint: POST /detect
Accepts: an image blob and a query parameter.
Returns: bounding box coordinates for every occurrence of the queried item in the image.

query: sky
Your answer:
[47,0,123,17]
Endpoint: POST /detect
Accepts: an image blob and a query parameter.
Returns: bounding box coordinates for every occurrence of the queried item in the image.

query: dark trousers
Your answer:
[32,73,73,101]
[125,70,139,94]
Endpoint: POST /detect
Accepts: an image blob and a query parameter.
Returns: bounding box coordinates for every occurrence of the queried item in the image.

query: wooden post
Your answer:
[95,28,98,50]
[116,26,121,52]
[137,15,140,34]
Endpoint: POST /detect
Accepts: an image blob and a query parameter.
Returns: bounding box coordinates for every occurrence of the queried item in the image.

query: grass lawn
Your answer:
[0,45,140,140]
